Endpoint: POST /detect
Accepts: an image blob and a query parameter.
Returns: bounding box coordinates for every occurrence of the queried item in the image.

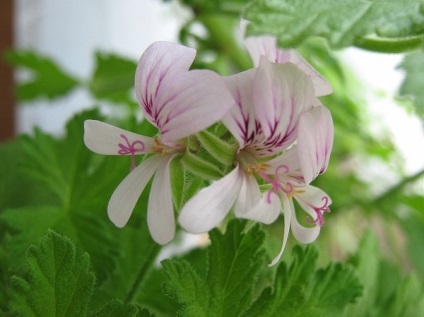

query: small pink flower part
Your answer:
[135,42,234,143]
[242,27,332,96]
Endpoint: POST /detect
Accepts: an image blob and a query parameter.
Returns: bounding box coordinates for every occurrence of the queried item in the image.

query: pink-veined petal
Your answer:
[253,57,315,151]
[156,69,234,142]
[222,69,260,148]
[239,191,281,225]
[135,41,196,125]
[147,156,176,245]
[234,172,262,217]
[108,155,160,228]
[84,120,155,155]
[178,166,243,233]
[268,195,293,267]
[295,184,332,227]
[297,106,334,184]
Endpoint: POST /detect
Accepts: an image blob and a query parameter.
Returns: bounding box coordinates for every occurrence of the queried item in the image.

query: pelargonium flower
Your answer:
[178,56,321,236]
[84,41,233,245]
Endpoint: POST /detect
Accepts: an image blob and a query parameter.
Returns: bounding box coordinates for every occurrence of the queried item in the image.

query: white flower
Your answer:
[84,41,233,244]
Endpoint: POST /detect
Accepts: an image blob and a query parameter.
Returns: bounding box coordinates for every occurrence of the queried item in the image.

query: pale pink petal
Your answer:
[244,35,291,66]
[108,156,160,228]
[135,41,196,125]
[253,57,315,151]
[178,166,243,233]
[84,120,155,155]
[239,191,281,225]
[222,69,260,148]
[156,69,234,143]
[234,172,262,218]
[289,51,333,96]
[268,195,292,267]
[266,147,302,177]
[147,156,176,245]
[297,106,334,184]
[295,184,332,227]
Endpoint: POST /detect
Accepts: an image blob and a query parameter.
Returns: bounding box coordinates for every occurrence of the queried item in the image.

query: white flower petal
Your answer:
[297,106,334,184]
[135,41,196,125]
[268,195,292,267]
[178,166,243,233]
[253,57,315,151]
[84,120,155,155]
[239,191,281,225]
[108,156,160,228]
[147,156,176,245]
[157,70,234,143]
[234,172,263,217]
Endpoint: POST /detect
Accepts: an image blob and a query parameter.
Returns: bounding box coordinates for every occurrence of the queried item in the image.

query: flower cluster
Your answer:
[84,31,334,265]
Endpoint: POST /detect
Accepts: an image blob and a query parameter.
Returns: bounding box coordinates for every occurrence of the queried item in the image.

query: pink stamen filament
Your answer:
[306,196,330,226]
[118,134,145,170]
[259,164,293,203]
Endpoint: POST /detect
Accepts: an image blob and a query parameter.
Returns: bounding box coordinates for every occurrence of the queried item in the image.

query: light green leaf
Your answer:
[399,50,424,120]
[243,0,424,52]
[181,150,223,180]
[4,50,79,101]
[244,245,362,317]
[89,52,138,105]
[9,230,95,317]
[162,220,266,317]
[162,259,210,317]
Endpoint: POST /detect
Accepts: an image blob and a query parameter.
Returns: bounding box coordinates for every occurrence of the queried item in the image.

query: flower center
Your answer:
[118,134,145,171]
[237,148,269,175]
[259,164,294,203]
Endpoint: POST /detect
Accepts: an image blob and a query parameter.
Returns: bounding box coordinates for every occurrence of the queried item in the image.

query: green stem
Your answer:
[199,14,253,71]
[373,168,424,204]
[354,36,423,53]
[125,243,161,303]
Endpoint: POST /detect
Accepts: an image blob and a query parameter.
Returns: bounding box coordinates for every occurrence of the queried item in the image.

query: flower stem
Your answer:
[354,36,424,53]
[125,243,161,303]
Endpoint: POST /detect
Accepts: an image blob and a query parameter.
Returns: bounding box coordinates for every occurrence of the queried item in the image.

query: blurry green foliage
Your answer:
[1,0,423,316]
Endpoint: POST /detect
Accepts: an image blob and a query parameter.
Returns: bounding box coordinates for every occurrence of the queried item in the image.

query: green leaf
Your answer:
[399,50,424,120]
[243,0,424,51]
[162,220,266,317]
[1,110,127,283]
[4,50,79,101]
[89,52,138,104]
[244,245,362,317]
[89,299,153,317]
[9,230,95,317]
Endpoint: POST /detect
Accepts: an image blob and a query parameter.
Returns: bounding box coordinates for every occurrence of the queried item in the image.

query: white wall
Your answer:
[15,0,188,135]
